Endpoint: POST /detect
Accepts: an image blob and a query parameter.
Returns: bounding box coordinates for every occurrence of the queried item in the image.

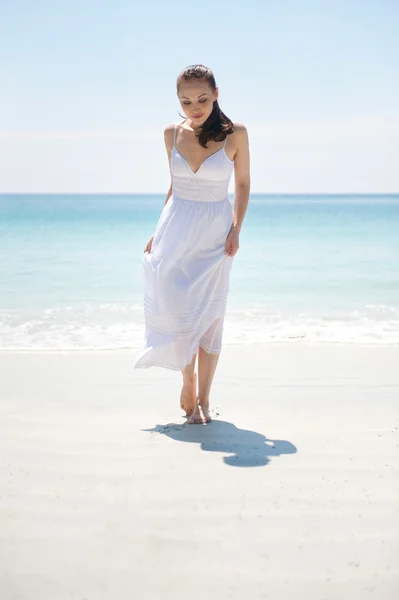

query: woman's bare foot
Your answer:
[180,373,197,417]
[187,400,212,424]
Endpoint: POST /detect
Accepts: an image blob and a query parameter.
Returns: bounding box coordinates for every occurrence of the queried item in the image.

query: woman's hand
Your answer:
[225,226,240,257]
[144,235,154,254]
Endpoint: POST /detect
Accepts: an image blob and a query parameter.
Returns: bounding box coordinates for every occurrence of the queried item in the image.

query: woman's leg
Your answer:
[180,351,197,416]
[187,346,219,424]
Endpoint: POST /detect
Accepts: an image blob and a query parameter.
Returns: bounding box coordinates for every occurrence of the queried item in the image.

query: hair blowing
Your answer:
[176,64,234,148]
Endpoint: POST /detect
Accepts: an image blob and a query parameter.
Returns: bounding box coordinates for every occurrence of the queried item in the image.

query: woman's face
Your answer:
[177,81,218,126]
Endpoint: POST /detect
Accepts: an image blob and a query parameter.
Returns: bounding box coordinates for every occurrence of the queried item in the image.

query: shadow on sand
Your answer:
[142,417,297,467]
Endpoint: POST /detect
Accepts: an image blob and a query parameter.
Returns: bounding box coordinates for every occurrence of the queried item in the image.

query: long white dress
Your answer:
[133,121,235,371]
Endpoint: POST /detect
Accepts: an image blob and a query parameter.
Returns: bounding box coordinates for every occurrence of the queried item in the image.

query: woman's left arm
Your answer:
[225,123,250,256]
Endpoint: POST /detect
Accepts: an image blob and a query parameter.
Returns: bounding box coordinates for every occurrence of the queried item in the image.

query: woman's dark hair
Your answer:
[176,64,234,148]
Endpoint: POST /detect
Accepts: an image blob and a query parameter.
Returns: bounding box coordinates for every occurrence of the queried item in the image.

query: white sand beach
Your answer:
[1,343,398,599]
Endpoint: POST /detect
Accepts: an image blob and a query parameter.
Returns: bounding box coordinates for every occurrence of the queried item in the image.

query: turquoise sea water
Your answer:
[1,193,398,349]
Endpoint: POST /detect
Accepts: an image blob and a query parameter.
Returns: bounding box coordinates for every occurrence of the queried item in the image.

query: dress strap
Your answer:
[173,124,177,149]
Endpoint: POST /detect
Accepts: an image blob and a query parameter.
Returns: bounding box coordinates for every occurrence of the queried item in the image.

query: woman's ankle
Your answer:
[197,397,209,409]
[183,371,196,384]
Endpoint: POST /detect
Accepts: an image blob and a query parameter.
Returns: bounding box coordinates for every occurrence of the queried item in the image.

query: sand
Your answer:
[0,343,398,599]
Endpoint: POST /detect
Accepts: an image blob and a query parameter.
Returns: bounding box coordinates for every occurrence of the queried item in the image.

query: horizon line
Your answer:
[1,192,399,196]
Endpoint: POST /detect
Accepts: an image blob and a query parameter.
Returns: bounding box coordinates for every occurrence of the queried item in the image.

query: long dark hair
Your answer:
[176,64,234,148]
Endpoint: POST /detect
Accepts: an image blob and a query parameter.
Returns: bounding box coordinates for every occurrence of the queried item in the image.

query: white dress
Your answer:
[134,121,235,371]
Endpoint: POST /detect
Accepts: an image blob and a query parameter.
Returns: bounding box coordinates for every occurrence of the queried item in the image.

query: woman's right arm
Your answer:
[144,125,174,253]
[163,124,175,206]
[164,184,172,206]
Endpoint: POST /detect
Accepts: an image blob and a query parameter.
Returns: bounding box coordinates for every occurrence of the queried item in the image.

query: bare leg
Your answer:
[180,351,197,416]
[187,346,219,424]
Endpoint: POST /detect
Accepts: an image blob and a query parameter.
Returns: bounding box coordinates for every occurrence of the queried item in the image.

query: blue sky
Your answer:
[1,0,398,193]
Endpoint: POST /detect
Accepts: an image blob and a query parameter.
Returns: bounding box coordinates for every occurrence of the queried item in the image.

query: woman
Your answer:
[134,64,250,425]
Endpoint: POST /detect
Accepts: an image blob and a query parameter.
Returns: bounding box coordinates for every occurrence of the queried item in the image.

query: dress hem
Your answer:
[133,342,222,372]
[134,361,183,372]
[198,342,222,355]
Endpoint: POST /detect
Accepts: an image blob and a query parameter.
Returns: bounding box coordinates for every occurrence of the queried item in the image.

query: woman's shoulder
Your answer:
[164,122,176,136]
[163,120,187,144]
[229,122,249,148]
[163,122,178,150]
[231,121,247,133]
[164,119,186,132]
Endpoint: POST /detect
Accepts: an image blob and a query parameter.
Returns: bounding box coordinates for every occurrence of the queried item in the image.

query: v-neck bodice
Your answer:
[171,121,234,202]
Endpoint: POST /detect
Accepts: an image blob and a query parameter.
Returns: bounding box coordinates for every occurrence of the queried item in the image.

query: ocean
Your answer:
[1,193,398,350]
